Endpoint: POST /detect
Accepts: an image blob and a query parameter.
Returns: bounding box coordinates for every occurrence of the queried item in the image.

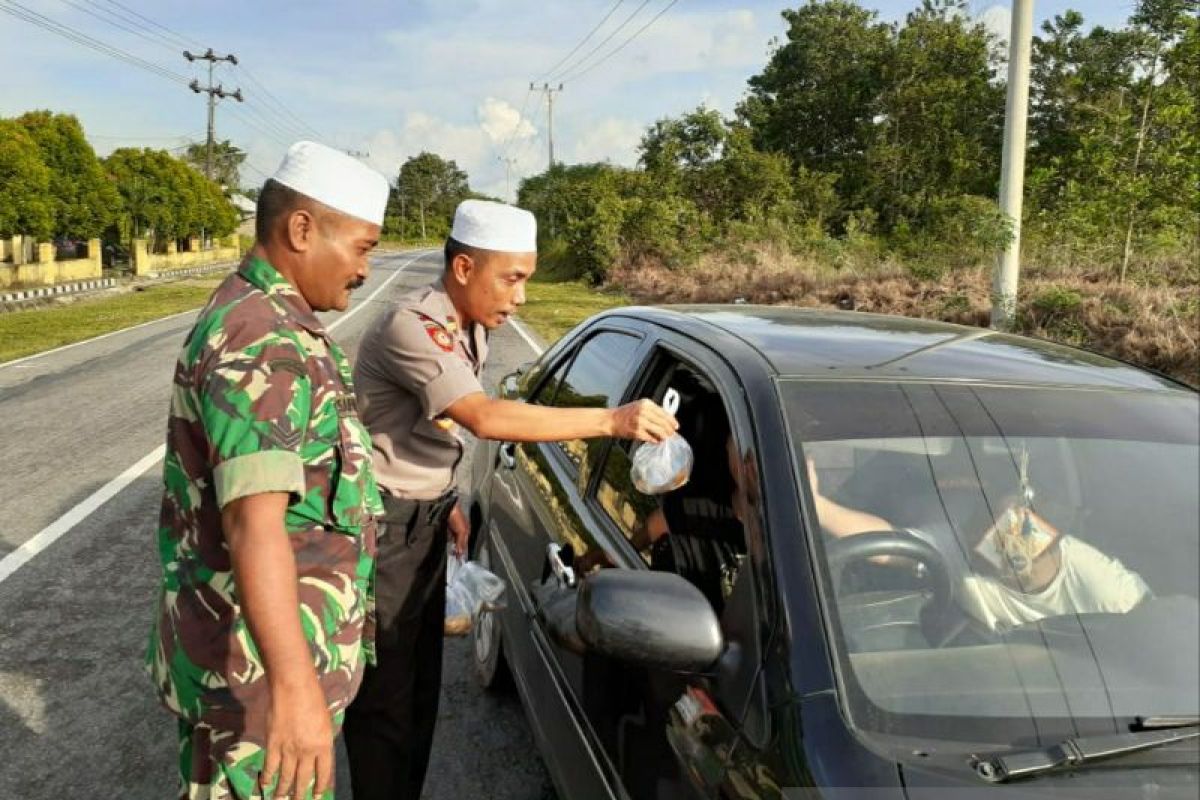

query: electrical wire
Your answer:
[58,0,176,54]
[0,0,189,85]
[224,105,291,148]
[238,98,309,144]
[559,0,679,84]
[67,0,325,145]
[98,0,201,51]
[235,67,325,141]
[538,0,624,80]
[547,0,654,83]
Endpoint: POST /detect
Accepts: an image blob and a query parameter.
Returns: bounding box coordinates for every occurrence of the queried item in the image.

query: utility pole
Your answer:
[497,154,518,200]
[184,48,242,182]
[991,0,1034,330]
[531,82,563,170]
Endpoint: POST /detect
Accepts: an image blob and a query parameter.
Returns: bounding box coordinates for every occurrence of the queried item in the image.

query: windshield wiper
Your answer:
[973,724,1200,783]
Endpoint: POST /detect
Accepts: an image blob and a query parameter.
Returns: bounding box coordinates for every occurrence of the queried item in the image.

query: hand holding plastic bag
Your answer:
[630,388,694,495]
[444,549,508,637]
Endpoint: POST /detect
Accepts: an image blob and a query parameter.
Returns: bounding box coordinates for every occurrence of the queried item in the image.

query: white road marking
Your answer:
[0,250,433,586]
[508,316,545,356]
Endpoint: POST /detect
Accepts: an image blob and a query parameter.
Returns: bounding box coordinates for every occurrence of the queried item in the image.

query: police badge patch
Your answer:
[425,323,455,352]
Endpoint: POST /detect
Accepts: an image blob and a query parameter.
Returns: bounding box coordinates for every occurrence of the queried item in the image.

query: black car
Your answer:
[466,306,1200,799]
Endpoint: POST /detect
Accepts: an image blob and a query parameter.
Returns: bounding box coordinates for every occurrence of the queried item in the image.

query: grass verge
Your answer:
[0,278,222,364]
[516,276,630,346]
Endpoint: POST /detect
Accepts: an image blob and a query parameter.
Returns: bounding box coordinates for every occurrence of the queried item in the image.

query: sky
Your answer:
[0,0,1134,201]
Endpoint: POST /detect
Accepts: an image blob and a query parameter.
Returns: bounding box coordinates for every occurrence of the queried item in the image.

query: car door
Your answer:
[573,337,776,799]
[482,324,650,797]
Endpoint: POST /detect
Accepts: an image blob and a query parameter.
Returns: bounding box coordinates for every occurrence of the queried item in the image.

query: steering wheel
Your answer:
[826,531,959,648]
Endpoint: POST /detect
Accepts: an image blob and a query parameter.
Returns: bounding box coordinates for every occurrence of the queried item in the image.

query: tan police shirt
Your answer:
[354,280,489,500]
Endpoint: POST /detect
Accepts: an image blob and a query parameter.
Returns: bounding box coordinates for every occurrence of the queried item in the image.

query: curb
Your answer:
[0,278,116,305]
[143,261,237,281]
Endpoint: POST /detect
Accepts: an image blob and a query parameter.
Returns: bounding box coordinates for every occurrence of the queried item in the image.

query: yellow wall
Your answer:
[132,235,241,276]
[0,238,101,290]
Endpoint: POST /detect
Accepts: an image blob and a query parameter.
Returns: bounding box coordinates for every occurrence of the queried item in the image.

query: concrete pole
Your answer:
[548,88,556,168]
[991,0,1035,330]
[206,61,216,180]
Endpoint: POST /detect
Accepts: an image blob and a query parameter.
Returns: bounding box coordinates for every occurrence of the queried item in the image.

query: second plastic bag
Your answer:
[630,388,694,495]
[444,550,508,637]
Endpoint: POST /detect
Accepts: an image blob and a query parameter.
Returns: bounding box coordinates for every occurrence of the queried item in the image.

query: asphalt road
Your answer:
[0,249,555,799]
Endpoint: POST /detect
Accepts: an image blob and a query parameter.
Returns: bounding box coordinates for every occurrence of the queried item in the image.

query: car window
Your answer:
[593,363,748,615]
[546,330,641,484]
[528,345,574,406]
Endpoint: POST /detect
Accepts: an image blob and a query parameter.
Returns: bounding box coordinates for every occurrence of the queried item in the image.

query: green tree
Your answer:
[868,0,1004,230]
[519,163,631,281]
[0,119,54,239]
[104,147,236,250]
[1117,0,1198,279]
[1027,2,1197,277]
[182,139,246,189]
[394,152,470,239]
[16,111,119,239]
[739,0,892,211]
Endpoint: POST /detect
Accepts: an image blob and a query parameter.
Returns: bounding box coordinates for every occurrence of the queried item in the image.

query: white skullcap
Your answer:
[450,199,537,253]
[270,141,389,226]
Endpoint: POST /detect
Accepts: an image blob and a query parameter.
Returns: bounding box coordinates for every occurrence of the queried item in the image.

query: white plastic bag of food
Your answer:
[630,388,694,495]
[444,550,508,637]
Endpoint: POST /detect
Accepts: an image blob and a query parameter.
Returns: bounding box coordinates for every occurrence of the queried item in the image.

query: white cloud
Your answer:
[477,97,536,147]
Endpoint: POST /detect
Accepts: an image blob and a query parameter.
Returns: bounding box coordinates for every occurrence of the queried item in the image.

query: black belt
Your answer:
[382,490,458,526]
[423,490,458,523]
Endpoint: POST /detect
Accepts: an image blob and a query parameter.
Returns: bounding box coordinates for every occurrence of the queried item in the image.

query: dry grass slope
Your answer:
[611,245,1199,386]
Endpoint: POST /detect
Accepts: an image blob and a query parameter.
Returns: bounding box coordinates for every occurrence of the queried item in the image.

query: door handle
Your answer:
[547,542,576,589]
[498,442,516,469]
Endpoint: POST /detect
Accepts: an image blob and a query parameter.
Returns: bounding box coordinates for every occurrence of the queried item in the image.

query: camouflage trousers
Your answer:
[176,714,343,800]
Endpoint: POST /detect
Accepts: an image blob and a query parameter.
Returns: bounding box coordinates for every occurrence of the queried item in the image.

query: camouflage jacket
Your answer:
[148,255,383,732]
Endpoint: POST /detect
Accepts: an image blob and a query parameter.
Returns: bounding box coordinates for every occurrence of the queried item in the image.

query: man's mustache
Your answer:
[347,277,366,290]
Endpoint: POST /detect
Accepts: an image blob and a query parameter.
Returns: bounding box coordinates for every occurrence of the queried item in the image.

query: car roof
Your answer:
[596,304,1188,392]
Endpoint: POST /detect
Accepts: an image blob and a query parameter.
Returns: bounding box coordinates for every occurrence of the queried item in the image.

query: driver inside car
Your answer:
[806,459,1151,632]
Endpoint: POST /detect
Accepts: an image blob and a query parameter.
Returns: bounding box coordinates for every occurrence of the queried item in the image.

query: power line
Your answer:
[59,0,179,55]
[547,0,654,83]
[538,0,624,80]
[0,0,189,85]
[239,99,306,144]
[225,104,292,148]
[243,161,273,181]
[559,0,679,84]
[99,0,201,51]
[235,67,326,141]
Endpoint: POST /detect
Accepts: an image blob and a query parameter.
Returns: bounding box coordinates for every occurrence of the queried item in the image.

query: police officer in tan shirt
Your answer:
[345,200,677,800]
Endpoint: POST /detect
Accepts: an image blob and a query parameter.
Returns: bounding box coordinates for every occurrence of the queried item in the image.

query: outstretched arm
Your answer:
[445,393,678,444]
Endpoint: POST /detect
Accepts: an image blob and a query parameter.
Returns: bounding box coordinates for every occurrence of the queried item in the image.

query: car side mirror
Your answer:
[576,570,724,672]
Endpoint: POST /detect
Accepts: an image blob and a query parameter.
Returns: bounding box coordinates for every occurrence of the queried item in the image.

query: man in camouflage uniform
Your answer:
[148,141,390,800]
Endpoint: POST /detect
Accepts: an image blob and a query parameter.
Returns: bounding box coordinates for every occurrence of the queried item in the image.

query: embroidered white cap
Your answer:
[270,141,389,226]
[450,199,537,253]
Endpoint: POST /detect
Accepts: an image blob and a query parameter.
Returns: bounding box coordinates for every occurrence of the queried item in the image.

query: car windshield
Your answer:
[782,380,1200,748]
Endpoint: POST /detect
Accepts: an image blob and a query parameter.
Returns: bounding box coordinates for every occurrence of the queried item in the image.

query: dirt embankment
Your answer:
[611,254,1200,386]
